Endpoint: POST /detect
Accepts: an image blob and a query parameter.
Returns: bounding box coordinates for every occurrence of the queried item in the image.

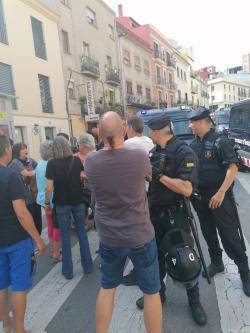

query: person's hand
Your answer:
[80,171,87,182]
[209,190,225,209]
[152,165,164,181]
[36,238,46,256]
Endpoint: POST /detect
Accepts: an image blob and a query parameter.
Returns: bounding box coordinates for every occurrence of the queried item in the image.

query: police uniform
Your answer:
[145,114,207,325]
[189,107,250,295]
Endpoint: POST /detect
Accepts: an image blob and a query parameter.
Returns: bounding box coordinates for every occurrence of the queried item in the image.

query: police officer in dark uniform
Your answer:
[189,107,250,296]
[135,114,207,326]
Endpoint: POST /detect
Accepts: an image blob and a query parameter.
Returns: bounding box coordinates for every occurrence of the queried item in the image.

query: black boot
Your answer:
[189,302,207,326]
[187,284,207,326]
[202,262,224,278]
[122,269,138,286]
[136,292,166,310]
[240,271,250,297]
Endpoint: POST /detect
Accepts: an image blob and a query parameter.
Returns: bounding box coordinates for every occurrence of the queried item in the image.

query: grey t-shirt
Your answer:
[85,148,155,247]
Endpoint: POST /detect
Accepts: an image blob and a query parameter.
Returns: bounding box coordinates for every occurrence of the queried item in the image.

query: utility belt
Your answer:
[151,200,185,216]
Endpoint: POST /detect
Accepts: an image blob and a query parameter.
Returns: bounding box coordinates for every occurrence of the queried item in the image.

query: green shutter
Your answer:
[0,62,17,109]
[31,16,47,60]
[0,0,8,44]
[38,74,53,113]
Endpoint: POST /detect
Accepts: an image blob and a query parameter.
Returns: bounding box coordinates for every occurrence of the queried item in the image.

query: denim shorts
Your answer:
[0,238,36,292]
[99,238,160,295]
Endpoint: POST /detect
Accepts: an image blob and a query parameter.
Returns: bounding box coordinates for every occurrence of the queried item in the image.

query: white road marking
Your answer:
[25,230,99,331]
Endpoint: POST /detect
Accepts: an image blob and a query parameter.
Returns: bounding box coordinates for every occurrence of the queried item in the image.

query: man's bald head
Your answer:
[99,111,124,148]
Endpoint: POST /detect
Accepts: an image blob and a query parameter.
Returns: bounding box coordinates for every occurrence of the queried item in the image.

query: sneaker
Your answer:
[202,262,224,278]
[122,269,138,286]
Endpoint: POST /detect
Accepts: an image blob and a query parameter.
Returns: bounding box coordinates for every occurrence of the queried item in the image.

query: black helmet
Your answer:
[160,228,201,289]
[165,245,201,289]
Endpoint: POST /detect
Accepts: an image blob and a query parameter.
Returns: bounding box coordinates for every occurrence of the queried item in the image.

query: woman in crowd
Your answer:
[75,134,96,230]
[9,143,42,234]
[36,141,61,263]
[45,136,93,279]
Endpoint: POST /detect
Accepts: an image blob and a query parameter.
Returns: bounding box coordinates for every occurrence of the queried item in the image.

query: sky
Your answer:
[104,0,250,71]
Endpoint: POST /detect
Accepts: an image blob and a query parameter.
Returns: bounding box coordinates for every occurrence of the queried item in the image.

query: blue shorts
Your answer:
[0,238,36,292]
[99,238,160,295]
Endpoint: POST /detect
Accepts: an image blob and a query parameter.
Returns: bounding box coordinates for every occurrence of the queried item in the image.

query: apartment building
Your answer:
[59,0,121,136]
[174,49,190,106]
[208,75,250,110]
[0,0,69,159]
[116,16,153,115]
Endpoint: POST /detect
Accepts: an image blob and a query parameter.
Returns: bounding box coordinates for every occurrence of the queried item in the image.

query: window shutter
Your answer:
[38,74,53,113]
[0,0,8,44]
[31,16,47,60]
[0,62,17,109]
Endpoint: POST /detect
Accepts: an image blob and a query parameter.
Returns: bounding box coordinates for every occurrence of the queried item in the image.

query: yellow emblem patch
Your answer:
[186,162,194,167]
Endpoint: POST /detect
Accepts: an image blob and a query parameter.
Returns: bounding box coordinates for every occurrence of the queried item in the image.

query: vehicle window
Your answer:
[172,119,192,135]
[230,105,249,131]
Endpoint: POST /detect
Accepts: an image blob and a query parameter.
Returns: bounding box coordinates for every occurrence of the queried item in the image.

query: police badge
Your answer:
[204,150,212,159]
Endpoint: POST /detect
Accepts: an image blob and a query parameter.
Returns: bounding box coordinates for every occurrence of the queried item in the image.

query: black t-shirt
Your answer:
[0,165,29,247]
[46,156,84,206]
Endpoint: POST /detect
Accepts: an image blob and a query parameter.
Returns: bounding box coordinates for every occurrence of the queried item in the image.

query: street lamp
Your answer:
[116,30,127,116]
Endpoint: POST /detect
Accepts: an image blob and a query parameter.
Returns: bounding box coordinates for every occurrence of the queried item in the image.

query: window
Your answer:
[229,85,231,91]
[0,62,17,109]
[184,71,187,81]
[169,73,173,83]
[83,42,90,57]
[45,127,55,140]
[60,0,70,6]
[170,95,174,107]
[123,49,131,66]
[162,50,166,62]
[177,67,179,78]
[109,90,115,106]
[137,85,142,95]
[177,90,181,102]
[156,65,161,78]
[144,60,150,75]
[185,93,188,102]
[211,85,214,92]
[62,30,70,54]
[38,74,53,113]
[106,55,112,69]
[134,55,141,71]
[158,91,162,106]
[68,80,75,98]
[109,25,114,40]
[31,16,47,60]
[146,88,151,99]
[0,0,8,44]
[180,69,183,79]
[86,7,96,26]
[126,81,133,94]
[14,127,25,143]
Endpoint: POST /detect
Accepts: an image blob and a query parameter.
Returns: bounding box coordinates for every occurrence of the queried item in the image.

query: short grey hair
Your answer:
[0,135,10,157]
[159,125,172,136]
[40,140,53,161]
[52,136,72,159]
[78,133,95,149]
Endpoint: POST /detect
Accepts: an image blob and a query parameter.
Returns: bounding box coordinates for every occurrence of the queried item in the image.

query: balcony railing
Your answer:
[166,82,177,91]
[126,93,152,107]
[156,76,166,86]
[154,49,162,60]
[191,85,198,94]
[106,67,120,86]
[167,57,176,68]
[81,56,100,78]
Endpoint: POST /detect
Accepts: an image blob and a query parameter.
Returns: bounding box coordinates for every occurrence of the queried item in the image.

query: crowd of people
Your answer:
[0,108,250,333]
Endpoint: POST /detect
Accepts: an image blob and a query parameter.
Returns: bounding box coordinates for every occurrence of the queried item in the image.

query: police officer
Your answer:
[136,114,207,326]
[189,107,250,296]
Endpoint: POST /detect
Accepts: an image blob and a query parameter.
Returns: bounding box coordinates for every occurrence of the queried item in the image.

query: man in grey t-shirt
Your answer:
[85,112,162,333]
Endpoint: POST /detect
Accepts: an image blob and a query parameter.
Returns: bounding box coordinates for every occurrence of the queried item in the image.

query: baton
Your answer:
[183,196,211,285]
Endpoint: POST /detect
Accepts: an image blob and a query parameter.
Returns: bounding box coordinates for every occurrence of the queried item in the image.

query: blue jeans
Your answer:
[56,204,93,278]
[99,239,160,294]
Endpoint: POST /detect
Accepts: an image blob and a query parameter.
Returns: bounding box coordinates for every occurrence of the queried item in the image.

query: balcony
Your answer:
[191,85,198,94]
[166,82,177,91]
[190,69,197,79]
[155,76,166,86]
[81,56,100,78]
[167,57,176,69]
[154,49,163,60]
[126,94,152,108]
[106,67,120,86]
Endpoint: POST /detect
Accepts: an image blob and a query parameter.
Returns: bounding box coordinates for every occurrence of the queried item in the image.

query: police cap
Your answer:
[148,114,171,130]
[188,107,210,121]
